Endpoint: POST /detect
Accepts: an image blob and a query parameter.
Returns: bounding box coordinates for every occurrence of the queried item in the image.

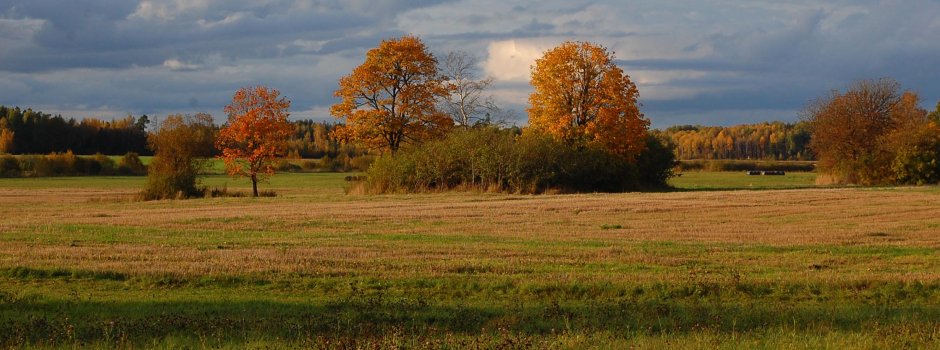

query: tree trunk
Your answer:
[252,175,258,197]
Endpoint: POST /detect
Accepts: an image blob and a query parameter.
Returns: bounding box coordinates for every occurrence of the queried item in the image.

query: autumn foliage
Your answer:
[217,86,293,197]
[802,78,934,185]
[527,41,649,161]
[142,113,216,199]
[330,35,453,152]
[0,120,13,155]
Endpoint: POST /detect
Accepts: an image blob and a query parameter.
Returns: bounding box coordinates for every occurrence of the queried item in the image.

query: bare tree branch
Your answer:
[440,51,515,128]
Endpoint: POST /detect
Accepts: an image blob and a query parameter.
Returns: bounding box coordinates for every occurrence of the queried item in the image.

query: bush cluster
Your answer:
[274,155,376,173]
[891,124,940,185]
[362,128,677,194]
[0,152,146,178]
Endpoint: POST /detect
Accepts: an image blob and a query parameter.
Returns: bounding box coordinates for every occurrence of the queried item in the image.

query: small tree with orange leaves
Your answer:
[527,41,649,162]
[216,86,293,197]
[331,35,452,153]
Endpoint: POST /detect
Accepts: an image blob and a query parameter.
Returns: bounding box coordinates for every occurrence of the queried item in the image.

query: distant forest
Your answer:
[0,106,360,159]
[1,104,812,161]
[0,106,150,155]
[653,121,813,161]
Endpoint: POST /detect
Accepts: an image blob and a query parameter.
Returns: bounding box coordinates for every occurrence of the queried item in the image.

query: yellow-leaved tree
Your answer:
[216,86,293,197]
[330,35,453,152]
[0,119,14,154]
[527,41,649,161]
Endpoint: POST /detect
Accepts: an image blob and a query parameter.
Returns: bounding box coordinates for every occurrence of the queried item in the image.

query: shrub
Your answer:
[892,124,940,185]
[635,135,680,188]
[349,155,376,172]
[362,127,669,194]
[17,155,40,176]
[118,152,146,175]
[300,160,318,171]
[142,158,202,199]
[25,151,78,176]
[0,155,20,177]
[273,159,301,172]
[335,153,351,172]
[319,156,336,172]
[90,153,116,175]
[141,114,215,200]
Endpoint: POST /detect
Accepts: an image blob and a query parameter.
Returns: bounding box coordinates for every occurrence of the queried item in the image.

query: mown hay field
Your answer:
[1,172,939,349]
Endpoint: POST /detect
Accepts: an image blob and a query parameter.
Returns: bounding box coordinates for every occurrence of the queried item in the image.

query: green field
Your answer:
[106,156,230,174]
[0,172,347,190]
[0,169,813,192]
[670,171,818,190]
[2,172,940,349]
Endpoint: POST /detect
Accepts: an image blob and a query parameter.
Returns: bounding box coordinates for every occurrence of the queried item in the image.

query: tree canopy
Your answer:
[217,86,293,197]
[440,51,511,128]
[143,113,216,199]
[330,35,453,153]
[527,41,649,161]
[802,78,929,184]
[928,100,940,124]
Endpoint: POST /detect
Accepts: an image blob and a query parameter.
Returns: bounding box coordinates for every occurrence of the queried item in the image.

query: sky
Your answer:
[1,0,939,129]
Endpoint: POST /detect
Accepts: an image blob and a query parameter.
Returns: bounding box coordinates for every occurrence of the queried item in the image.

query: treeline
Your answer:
[654,121,813,161]
[0,152,146,178]
[285,120,364,159]
[0,106,150,155]
[0,105,362,160]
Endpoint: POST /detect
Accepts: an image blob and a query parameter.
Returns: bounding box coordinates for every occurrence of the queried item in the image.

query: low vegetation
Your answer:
[0,152,146,178]
[362,128,677,194]
[678,159,816,173]
[803,78,940,185]
[141,113,216,200]
[1,173,939,348]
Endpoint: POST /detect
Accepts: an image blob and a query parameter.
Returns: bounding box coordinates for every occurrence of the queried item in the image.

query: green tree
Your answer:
[142,113,216,200]
[928,100,940,123]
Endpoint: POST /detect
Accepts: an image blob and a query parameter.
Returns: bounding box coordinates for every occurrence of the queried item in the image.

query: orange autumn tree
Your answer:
[216,86,293,197]
[331,35,453,152]
[802,78,927,184]
[527,41,649,161]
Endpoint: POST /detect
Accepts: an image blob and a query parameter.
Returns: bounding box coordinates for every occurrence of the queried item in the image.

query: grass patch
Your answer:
[670,171,818,190]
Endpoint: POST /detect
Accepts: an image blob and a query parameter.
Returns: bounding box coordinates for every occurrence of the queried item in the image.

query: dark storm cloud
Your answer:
[0,1,380,73]
[0,0,938,126]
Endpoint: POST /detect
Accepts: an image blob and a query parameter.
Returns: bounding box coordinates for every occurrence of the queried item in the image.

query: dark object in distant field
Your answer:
[747,170,785,176]
[344,175,367,182]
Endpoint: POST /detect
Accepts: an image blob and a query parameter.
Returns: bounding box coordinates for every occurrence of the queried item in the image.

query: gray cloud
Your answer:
[0,0,938,127]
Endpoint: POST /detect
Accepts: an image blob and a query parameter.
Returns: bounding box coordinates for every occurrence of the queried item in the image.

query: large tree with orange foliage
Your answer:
[330,35,452,152]
[527,41,649,161]
[216,86,293,197]
[802,78,927,184]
